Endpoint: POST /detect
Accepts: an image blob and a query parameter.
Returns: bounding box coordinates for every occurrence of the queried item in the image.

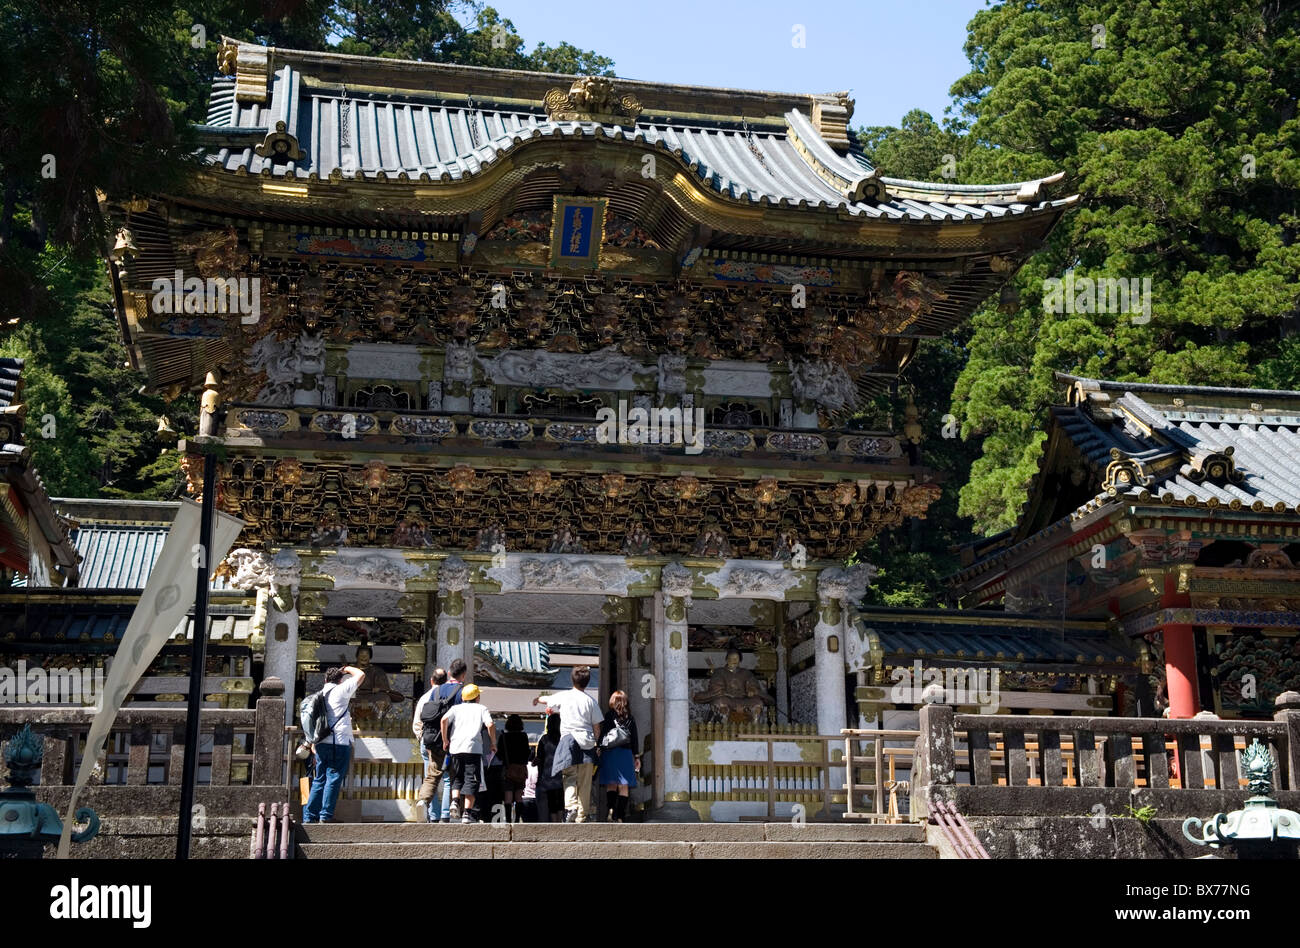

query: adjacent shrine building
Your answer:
[952,374,1300,723]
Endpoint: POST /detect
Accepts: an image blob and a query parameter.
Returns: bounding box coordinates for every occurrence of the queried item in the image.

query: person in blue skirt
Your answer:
[597,690,639,822]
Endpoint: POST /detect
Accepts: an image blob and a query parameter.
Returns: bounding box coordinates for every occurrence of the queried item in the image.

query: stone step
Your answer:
[296,840,937,859]
[296,821,927,845]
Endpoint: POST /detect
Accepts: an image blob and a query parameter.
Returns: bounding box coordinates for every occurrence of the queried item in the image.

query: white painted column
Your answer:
[813,572,849,737]
[436,556,470,672]
[814,570,851,806]
[662,595,690,802]
[651,594,666,810]
[656,562,695,818]
[812,565,875,807]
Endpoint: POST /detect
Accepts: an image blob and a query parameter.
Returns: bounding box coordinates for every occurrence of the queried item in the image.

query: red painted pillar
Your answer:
[1159,590,1199,720]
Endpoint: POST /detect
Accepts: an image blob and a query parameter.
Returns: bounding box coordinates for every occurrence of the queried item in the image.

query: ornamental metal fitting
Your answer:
[1,725,99,858]
[1182,739,1300,850]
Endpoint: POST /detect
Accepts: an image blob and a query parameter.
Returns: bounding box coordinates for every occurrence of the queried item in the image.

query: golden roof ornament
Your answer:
[903,393,924,444]
[543,77,643,124]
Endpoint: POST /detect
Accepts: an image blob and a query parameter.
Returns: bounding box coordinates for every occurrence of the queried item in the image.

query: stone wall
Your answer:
[966,815,1298,859]
[23,786,286,858]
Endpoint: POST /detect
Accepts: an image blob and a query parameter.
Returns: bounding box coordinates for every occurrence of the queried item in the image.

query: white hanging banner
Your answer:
[56,497,245,858]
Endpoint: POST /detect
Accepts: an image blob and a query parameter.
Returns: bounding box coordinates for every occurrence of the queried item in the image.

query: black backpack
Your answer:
[299,685,342,745]
[419,683,462,756]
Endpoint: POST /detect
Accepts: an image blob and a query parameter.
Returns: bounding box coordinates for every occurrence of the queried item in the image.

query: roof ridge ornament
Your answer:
[785,108,890,204]
[1184,447,1242,486]
[218,37,273,104]
[543,77,642,125]
[811,91,854,152]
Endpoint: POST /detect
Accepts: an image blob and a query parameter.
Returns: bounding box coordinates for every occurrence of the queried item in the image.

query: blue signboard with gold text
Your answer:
[550,196,606,270]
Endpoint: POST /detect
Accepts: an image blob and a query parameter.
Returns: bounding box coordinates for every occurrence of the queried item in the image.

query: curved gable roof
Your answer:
[194,41,1075,225]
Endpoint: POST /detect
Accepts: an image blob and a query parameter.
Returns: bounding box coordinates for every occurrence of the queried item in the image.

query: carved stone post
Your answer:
[436,556,471,673]
[263,596,299,727]
[1276,691,1300,792]
[652,562,698,821]
[252,677,287,786]
[913,702,955,819]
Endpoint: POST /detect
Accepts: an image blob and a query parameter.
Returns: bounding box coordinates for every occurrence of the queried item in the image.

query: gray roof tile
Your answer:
[67,521,234,590]
[1061,375,1300,515]
[192,63,1072,224]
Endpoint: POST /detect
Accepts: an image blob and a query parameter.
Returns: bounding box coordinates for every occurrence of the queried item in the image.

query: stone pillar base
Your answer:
[646,800,701,823]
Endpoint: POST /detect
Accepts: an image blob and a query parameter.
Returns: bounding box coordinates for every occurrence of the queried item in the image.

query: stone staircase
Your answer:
[295,821,938,858]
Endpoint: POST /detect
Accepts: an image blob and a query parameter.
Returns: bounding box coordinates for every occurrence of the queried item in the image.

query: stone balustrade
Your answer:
[910,691,1300,822]
[0,680,289,857]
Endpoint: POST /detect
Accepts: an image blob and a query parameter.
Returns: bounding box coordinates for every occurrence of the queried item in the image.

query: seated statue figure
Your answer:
[692,649,773,724]
[349,644,404,728]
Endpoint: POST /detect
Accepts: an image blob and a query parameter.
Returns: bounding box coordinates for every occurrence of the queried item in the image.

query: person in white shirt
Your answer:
[303,664,364,823]
[532,665,602,822]
[440,683,496,823]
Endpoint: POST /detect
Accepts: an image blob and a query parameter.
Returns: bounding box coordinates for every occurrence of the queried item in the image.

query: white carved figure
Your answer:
[471,386,495,415]
[247,334,301,404]
[788,358,859,413]
[296,331,325,376]
[444,342,475,382]
[438,555,471,592]
[844,622,874,674]
[329,551,417,589]
[660,561,694,605]
[223,548,273,589]
[817,563,878,603]
[701,561,801,599]
[247,331,325,404]
[269,549,301,610]
[477,345,640,390]
[657,353,687,394]
[270,549,301,592]
[725,567,788,597]
[519,558,621,590]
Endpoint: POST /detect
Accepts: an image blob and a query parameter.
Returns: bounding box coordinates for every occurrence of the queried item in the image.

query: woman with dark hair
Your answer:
[597,690,639,823]
[500,713,531,822]
[533,712,564,822]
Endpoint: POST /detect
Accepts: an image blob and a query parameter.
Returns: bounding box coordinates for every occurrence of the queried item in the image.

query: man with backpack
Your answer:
[413,667,448,822]
[302,664,365,824]
[419,658,467,821]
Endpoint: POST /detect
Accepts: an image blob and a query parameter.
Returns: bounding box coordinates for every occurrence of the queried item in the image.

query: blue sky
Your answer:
[488,0,991,128]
